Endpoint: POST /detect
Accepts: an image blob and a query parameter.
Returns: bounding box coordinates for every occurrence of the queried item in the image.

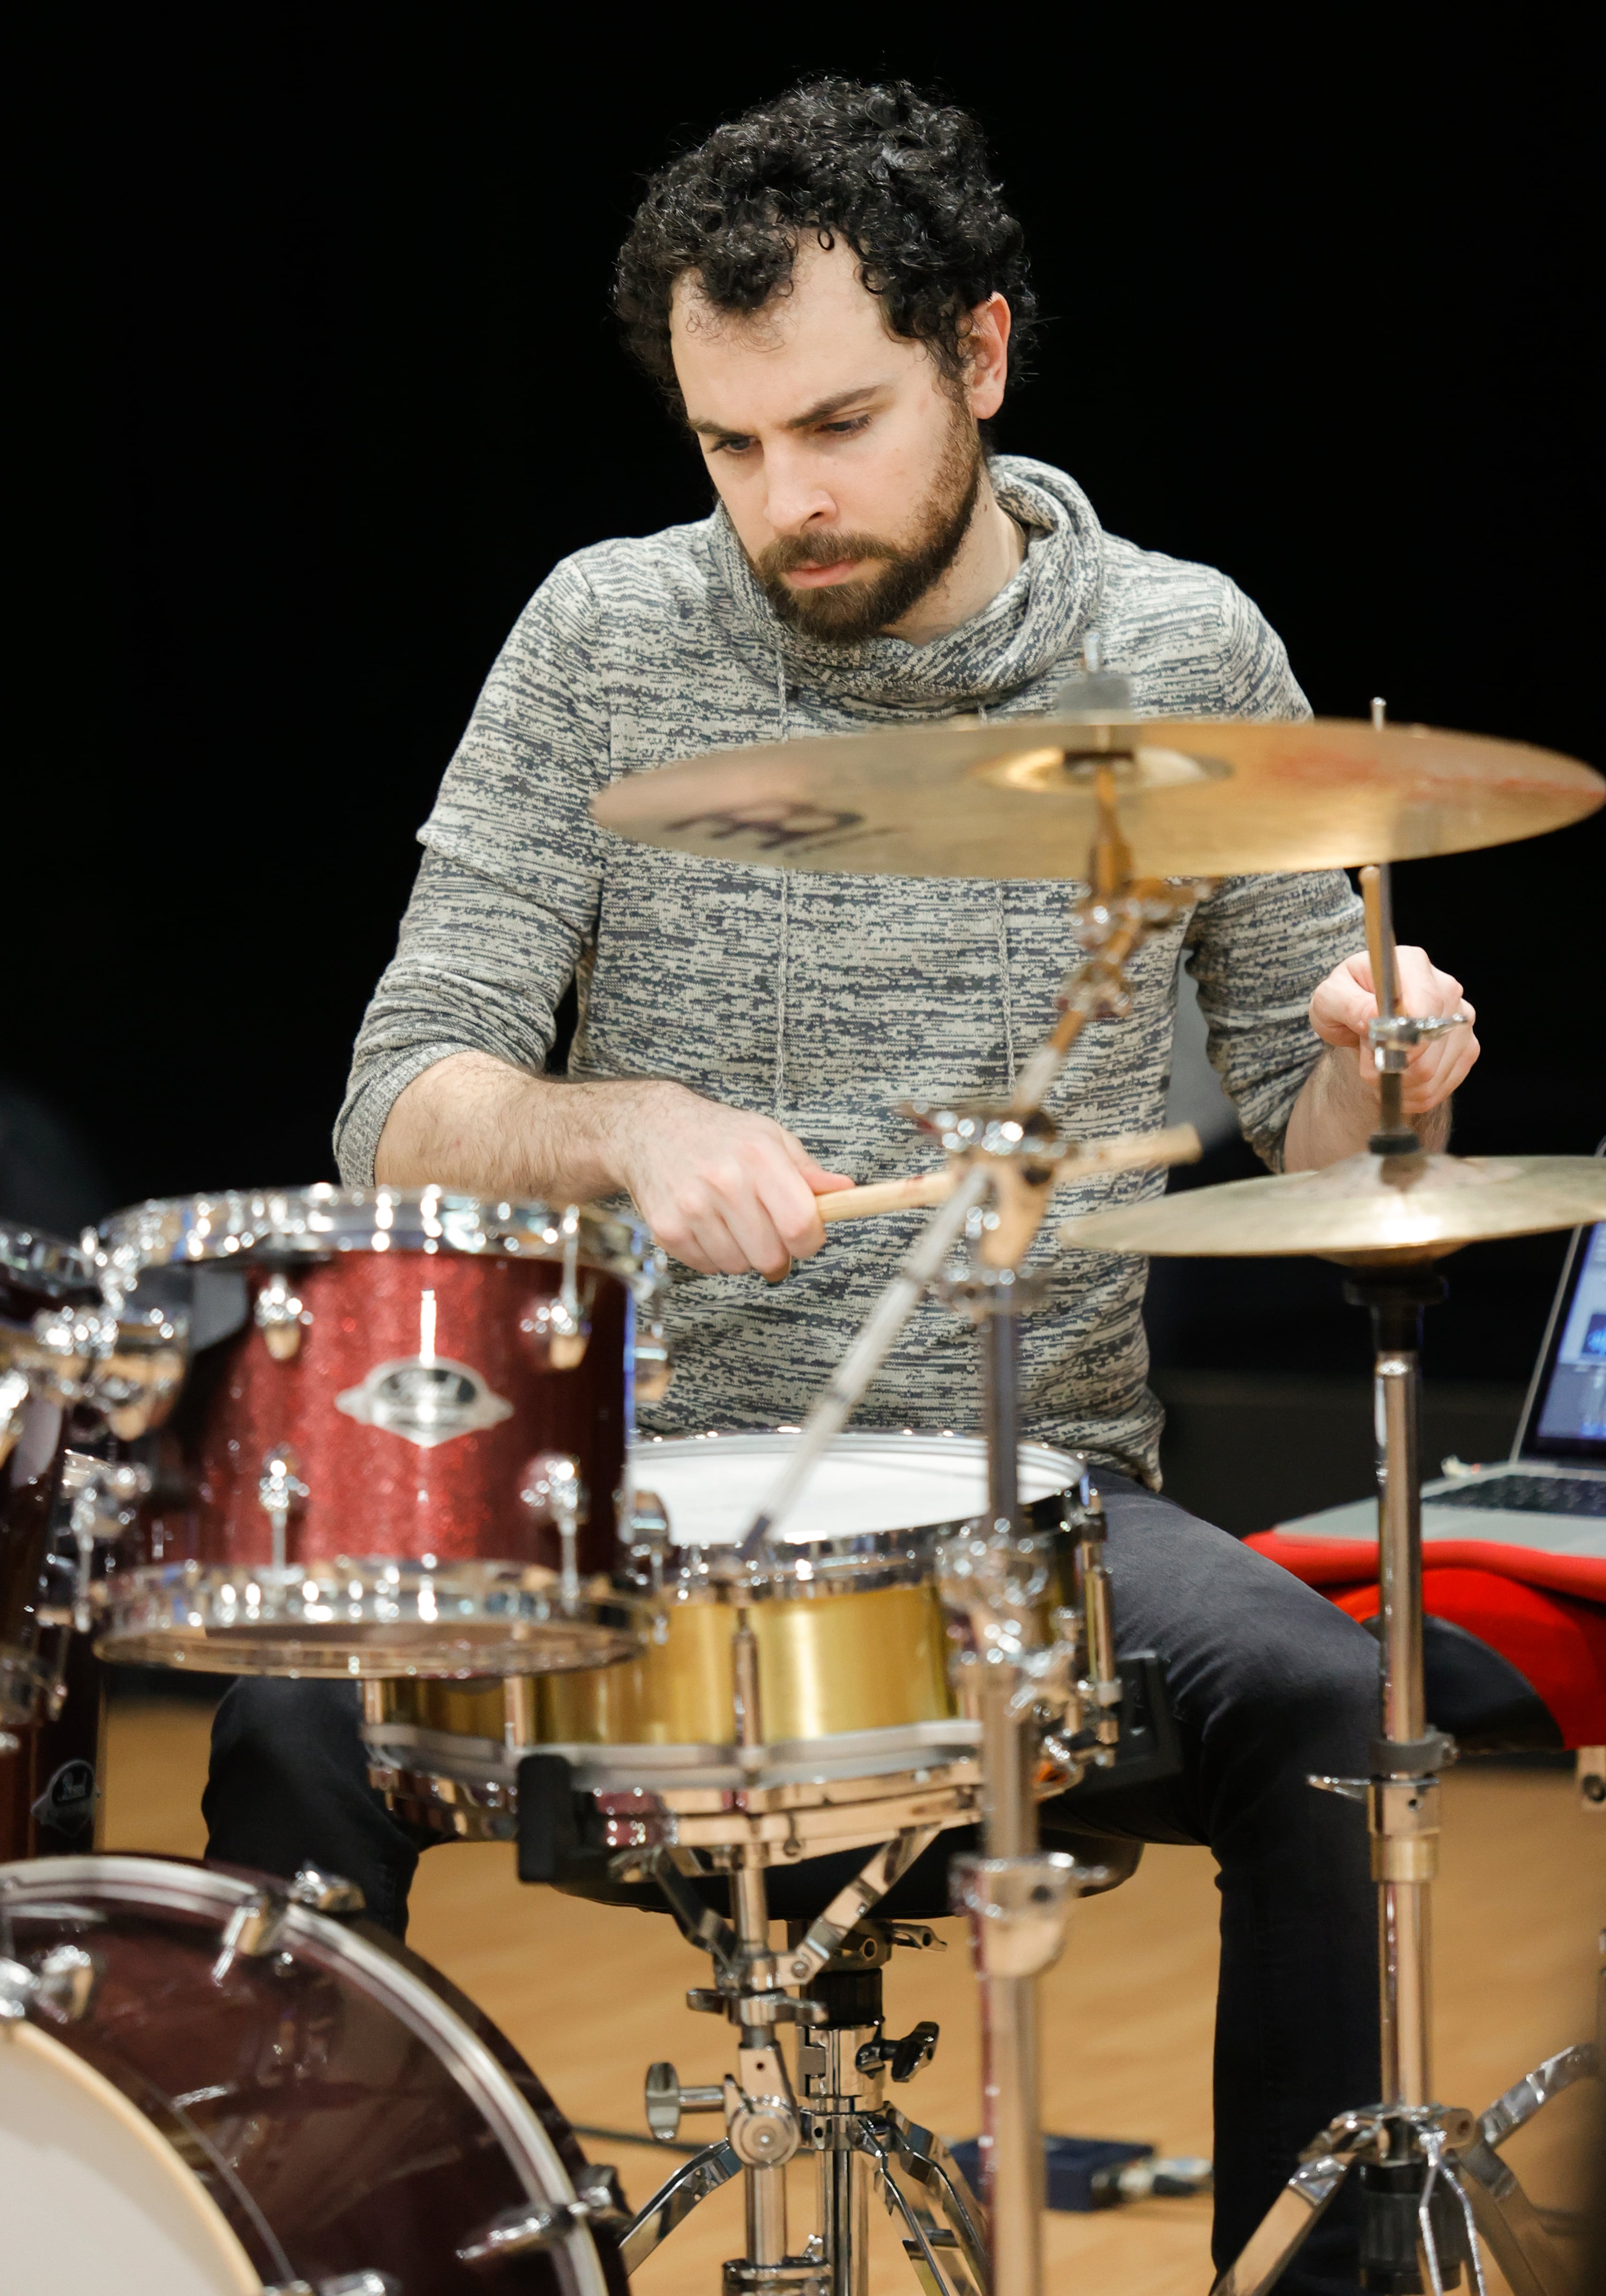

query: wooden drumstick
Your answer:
[815,1122,1202,1225]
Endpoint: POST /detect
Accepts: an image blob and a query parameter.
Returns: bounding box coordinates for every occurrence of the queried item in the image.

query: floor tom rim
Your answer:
[94,1561,643,1678]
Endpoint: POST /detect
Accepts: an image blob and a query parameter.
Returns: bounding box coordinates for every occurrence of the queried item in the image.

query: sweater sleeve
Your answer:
[1181,573,1366,1171]
[333,557,611,1185]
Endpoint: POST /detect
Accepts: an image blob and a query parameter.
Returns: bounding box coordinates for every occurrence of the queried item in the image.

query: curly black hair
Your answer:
[613,78,1036,408]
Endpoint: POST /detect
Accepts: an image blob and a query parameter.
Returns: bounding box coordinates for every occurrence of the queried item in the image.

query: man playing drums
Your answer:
[206,79,1477,2293]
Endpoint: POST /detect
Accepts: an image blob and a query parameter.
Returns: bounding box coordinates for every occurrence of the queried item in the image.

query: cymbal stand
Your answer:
[1211,858,1576,2296]
[722,722,1205,2296]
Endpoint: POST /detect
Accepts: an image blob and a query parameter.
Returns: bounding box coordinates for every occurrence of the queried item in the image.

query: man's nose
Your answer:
[763,446,837,536]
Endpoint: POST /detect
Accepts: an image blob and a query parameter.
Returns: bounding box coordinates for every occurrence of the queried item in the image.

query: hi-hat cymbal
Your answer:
[591,717,1602,879]
[1056,1151,1606,1264]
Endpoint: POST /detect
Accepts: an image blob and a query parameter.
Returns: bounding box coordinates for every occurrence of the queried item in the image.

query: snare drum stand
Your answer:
[618,1616,991,2293]
[1212,864,1595,2296]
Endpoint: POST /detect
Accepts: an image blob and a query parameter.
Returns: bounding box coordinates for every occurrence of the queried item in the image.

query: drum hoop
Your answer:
[627,1428,1088,1588]
[0,1221,97,1299]
[0,1854,613,2296]
[94,1186,651,1288]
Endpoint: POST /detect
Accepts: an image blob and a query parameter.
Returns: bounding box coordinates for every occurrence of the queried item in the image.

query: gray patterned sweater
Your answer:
[337,457,1363,1485]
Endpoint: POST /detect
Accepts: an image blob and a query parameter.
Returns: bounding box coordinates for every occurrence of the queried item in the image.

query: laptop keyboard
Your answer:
[1424,1474,1606,1519]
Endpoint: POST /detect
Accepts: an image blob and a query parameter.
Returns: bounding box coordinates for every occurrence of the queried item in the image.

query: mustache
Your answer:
[758,531,894,577]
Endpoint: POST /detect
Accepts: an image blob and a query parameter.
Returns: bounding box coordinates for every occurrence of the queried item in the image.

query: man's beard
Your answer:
[751,411,984,646]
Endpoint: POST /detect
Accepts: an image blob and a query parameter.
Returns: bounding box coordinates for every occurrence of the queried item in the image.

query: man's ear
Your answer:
[964,293,1012,421]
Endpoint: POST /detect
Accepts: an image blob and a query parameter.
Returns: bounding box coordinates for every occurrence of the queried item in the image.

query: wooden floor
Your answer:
[104,1698,1602,2295]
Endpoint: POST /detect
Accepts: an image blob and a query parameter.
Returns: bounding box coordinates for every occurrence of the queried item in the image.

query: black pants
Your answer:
[203,1475,1380,2293]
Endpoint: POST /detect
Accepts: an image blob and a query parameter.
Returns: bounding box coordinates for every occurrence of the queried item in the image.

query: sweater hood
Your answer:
[704,454,1104,715]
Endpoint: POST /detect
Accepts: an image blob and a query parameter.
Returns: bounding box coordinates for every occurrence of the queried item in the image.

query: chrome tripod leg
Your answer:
[1207,2127,1377,2296]
[1453,2137,1569,2296]
[860,2122,983,2296]
[878,2109,990,2294]
[1477,2040,1598,2150]
[618,2138,742,2275]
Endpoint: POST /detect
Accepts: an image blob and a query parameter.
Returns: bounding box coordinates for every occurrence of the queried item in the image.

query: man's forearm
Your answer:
[373,1052,656,1202]
[1283,1045,1451,1172]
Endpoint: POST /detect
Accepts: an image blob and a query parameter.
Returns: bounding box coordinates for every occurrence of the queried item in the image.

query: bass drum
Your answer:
[0,1854,626,2296]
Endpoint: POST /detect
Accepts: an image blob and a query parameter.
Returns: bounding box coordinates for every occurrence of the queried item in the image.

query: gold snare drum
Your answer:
[366,1430,1087,1857]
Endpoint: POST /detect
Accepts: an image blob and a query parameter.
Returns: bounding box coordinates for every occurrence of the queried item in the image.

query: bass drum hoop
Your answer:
[0,1853,619,2296]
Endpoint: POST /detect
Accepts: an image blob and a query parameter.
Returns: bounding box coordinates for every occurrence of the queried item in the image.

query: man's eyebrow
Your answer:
[684,383,890,440]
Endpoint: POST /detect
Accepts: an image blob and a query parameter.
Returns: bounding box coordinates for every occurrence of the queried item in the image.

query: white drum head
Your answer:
[0,2020,260,2296]
[631,1429,1081,1546]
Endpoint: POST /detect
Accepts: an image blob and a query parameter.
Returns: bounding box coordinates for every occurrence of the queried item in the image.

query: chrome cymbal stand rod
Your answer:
[941,1157,1098,2296]
[728,1613,802,2284]
[1366,1280,1438,2117]
[975,1279,1045,2296]
[1212,1265,1576,2296]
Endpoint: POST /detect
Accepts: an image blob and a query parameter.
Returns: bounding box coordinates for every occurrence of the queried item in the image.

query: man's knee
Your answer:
[212,1677,363,1769]
[1231,1594,1377,1754]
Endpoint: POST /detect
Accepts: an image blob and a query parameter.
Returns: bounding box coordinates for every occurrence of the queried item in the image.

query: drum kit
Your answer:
[2,670,1604,2296]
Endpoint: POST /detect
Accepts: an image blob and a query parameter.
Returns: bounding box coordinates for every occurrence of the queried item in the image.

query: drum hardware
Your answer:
[456,2164,630,2269]
[257,1442,309,1573]
[1578,1745,1606,1809]
[254,1269,311,1360]
[3,1262,178,1742]
[521,1450,586,1610]
[599,1617,986,2290]
[518,1201,593,1370]
[623,1483,673,1636]
[0,1939,98,2023]
[210,1861,367,1982]
[0,1368,30,1468]
[22,1451,153,1727]
[617,1901,991,2293]
[0,1302,188,1446]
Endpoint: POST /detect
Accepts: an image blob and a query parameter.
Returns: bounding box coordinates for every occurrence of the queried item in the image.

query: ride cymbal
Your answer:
[591,717,1601,880]
[1056,1151,1606,1265]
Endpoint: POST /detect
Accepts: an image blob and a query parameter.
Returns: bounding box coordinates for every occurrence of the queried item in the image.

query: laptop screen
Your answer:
[1522,1217,1606,1462]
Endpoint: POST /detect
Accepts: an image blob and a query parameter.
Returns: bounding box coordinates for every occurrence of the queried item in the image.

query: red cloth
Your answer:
[1246,1533,1606,1747]
[1246,1532,1606,1604]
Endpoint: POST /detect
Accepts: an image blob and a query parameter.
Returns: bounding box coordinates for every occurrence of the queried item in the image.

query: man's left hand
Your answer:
[1309,948,1480,1115]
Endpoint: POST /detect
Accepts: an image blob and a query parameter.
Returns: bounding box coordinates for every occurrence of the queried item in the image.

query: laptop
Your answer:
[1272,1139,1606,1554]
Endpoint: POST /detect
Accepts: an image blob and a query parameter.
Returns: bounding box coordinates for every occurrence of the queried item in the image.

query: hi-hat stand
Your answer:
[1210,854,1598,2296]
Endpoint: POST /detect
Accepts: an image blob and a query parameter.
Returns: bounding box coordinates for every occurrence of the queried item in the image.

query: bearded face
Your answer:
[749,400,984,645]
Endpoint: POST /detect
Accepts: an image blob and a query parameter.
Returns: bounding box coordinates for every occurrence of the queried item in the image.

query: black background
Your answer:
[13,15,1600,1414]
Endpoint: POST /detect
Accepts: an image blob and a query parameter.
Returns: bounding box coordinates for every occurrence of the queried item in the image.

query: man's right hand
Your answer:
[613,1081,851,1280]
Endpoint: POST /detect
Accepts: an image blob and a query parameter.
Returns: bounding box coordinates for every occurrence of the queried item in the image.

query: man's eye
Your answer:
[711,436,755,456]
[821,416,870,437]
